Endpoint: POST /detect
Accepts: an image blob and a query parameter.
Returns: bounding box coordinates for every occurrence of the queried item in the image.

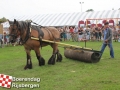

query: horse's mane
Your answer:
[9,21,14,25]
[18,21,30,31]
[18,21,42,31]
[17,21,44,37]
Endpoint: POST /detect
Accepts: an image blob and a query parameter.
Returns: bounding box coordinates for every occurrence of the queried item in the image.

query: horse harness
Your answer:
[21,22,59,45]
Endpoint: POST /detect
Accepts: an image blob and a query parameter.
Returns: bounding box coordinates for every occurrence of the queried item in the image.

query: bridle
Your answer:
[9,23,19,42]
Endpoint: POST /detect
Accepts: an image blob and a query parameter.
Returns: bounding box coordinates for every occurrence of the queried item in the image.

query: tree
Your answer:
[86,9,94,12]
[0,17,7,24]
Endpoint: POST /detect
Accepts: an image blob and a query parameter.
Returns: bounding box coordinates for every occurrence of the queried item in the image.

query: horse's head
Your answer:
[8,19,20,43]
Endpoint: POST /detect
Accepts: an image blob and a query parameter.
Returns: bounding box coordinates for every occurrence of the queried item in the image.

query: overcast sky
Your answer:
[0,0,120,19]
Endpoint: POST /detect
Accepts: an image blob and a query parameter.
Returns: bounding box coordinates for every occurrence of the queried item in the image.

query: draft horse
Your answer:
[9,19,62,70]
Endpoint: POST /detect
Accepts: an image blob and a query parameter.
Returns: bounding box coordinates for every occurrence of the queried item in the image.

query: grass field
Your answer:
[0,41,120,90]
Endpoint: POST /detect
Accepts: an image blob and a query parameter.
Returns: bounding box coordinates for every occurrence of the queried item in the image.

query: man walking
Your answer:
[100,22,114,59]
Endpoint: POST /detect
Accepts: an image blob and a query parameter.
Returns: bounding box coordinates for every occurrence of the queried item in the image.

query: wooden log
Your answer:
[64,47,102,63]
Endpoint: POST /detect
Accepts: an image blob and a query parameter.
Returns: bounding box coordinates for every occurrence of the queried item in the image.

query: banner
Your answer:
[0,24,3,34]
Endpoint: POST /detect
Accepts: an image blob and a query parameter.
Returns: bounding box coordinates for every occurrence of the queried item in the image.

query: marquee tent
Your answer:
[8,10,120,26]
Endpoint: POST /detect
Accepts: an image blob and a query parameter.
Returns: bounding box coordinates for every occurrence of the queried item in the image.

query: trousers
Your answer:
[100,43,114,58]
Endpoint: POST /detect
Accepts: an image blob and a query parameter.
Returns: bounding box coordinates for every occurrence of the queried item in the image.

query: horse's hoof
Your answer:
[39,62,45,66]
[48,59,55,65]
[48,60,52,65]
[39,58,45,66]
[52,62,55,65]
[24,66,28,70]
[56,59,61,62]
[48,55,55,65]
[24,64,32,70]
[56,53,62,62]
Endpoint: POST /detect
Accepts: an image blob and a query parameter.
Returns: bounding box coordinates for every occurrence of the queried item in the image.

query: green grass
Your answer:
[0,41,120,90]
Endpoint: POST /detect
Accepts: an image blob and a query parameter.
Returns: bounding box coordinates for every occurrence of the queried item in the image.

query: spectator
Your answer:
[112,27,118,42]
[69,27,74,42]
[73,27,78,42]
[118,30,120,42]
[78,27,83,41]
[98,27,102,41]
[0,34,2,47]
[62,27,67,41]
[95,27,99,41]
[91,27,96,41]
[6,34,10,46]
[59,28,63,41]
[65,26,71,41]
[84,26,90,40]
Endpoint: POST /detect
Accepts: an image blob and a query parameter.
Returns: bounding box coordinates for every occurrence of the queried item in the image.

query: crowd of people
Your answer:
[57,25,120,42]
[0,22,119,60]
[56,23,120,59]
[0,34,21,48]
[0,24,120,48]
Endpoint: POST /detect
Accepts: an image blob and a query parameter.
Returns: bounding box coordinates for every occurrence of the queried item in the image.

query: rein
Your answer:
[9,24,19,41]
[20,24,30,44]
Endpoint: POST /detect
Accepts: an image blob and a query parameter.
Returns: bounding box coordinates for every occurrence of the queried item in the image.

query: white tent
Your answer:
[1,21,10,28]
[9,10,120,26]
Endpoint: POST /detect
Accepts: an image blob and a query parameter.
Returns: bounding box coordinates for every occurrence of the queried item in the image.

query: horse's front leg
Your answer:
[24,49,32,70]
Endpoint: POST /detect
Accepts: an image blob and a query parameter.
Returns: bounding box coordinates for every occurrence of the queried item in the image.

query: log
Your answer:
[64,47,102,63]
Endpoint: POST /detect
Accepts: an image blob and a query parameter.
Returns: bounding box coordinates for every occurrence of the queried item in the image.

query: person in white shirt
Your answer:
[73,27,78,42]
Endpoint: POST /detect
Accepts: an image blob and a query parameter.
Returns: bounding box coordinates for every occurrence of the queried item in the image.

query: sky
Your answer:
[0,0,120,19]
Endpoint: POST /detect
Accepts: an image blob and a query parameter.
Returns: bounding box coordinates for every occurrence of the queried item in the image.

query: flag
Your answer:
[0,74,12,88]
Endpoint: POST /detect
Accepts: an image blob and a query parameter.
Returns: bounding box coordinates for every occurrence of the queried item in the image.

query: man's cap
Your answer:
[104,22,109,25]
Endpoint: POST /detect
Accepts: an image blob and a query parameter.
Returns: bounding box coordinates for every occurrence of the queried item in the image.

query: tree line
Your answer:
[0,17,7,24]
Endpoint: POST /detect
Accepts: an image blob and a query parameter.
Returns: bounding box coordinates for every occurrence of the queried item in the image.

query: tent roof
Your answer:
[9,10,120,26]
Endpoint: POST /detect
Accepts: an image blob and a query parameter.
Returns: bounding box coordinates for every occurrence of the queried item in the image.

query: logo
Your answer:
[0,74,40,89]
[0,74,12,88]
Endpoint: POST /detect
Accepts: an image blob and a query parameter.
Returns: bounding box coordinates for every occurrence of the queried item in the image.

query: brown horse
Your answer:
[9,19,62,70]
